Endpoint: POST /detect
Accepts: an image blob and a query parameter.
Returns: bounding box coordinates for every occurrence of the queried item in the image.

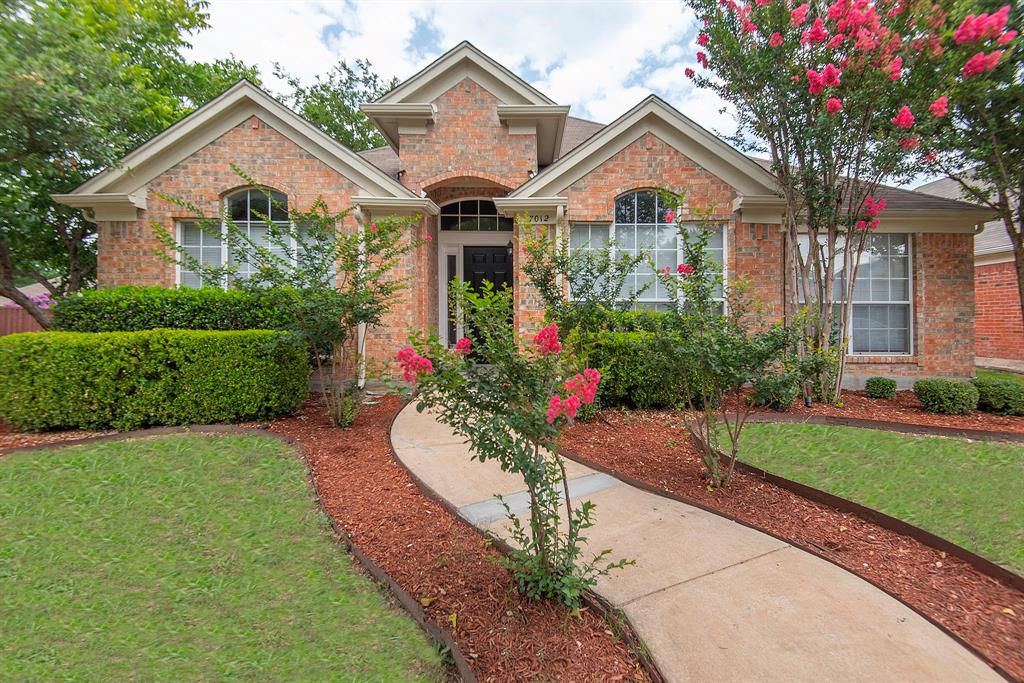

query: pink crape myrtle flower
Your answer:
[685,67,696,78]
[863,196,887,218]
[533,323,562,355]
[697,33,710,46]
[550,368,602,423]
[961,50,1003,77]
[929,96,949,117]
[856,219,880,231]
[664,209,676,223]
[898,137,920,151]
[425,234,433,242]
[801,17,829,44]
[826,97,843,114]
[821,63,841,87]
[677,263,695,276]
[997,30,1017,46]
[806,69,825,95]
[891,105,915,129]
[546,395,564,423]
[370,223,379,232]
[769,31,784,47]
[954,6,1010,45]
[755,0,771,6]
[454,336,472,355]
[790,3,810,26]
[923,150,939,165]
[396,346,433,384]
[888,56,902,81]
[826,33,846,48]
[697,51,709,68]
[742,20,759,33]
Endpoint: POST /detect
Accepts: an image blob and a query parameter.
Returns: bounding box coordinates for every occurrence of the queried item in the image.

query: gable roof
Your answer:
[375,41,556,106]
[510,95,779,199]
[61,80,416,202]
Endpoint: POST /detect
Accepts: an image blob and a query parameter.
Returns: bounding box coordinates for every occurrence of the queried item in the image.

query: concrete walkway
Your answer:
[391,404,1000,683]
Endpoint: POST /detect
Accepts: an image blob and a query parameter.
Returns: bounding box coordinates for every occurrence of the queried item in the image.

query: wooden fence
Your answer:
[0,308,43,336]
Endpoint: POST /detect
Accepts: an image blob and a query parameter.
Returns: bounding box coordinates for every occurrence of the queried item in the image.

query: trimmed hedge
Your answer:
[0,330,309,431]
[971,378,1024,416]
[864,376,897,399]
[52,286,297,332]
[751,372,801,410]
[588,331,687,409]
[912,378,979,415]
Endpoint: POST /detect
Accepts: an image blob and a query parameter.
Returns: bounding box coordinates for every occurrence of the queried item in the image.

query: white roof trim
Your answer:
[50,192,146,222]
[359,103,436,151]
[509,95,779,200]
[496,105,570,166]
[352,196,440,216]
[67,80,414,199]
[375,41,556,106]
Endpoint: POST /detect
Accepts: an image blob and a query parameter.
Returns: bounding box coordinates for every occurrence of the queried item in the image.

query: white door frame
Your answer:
[437,226,513,346]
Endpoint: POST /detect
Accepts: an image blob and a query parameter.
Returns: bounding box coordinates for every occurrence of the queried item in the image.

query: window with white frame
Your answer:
[177,188,291,288]
[440,199,514,231]
[798,232,912,355]
[568,190,725,311]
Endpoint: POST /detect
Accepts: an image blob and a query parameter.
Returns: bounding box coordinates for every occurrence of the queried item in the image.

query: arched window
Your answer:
[178,188,290,288]
[440,199,513,231]
[568,189,725,310]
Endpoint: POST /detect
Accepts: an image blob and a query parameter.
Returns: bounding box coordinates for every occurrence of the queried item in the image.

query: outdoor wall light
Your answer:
[506,240,514,256]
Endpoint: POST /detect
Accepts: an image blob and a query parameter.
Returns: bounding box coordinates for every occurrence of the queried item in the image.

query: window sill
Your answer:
[846,355,919,366]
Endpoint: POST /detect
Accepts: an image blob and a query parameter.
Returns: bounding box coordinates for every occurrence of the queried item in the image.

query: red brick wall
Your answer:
[975,259,1023,361]
[398,79,537,193]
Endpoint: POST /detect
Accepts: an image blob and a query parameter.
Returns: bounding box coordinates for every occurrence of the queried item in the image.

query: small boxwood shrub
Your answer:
[864,376,897,400]
[0,329,309,431]
[912,378,979,415]
[971,378,1024,416]
[589,330,687,409]
[52,286,297,332]
[751,372,801,410]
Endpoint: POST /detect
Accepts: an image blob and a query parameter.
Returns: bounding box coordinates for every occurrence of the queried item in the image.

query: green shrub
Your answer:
[751,371,801,410]
[971,378,1024,416]
[588,331,687,409]
[864,376,897,399]
[912,379,979,415]
[0,330,309,431]
[52,286,297,332]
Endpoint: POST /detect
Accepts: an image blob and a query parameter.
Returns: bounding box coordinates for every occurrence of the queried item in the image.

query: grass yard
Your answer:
[737,423,1024,574]
[976,368,1024,386]
[0,434,443,681]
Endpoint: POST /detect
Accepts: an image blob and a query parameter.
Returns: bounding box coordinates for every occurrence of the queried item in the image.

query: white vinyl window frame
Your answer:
[175,188,298,289]
[798,232,914,357]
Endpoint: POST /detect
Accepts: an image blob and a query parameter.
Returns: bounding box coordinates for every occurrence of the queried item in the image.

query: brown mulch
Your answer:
[782,389,1024,434]
[562,410,1024,681]
[0,422,114,451]
[263,397,648,682]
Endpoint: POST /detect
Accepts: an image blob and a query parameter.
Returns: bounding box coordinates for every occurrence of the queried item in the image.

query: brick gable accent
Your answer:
[398,78,537,193]
[974,260,1023,361]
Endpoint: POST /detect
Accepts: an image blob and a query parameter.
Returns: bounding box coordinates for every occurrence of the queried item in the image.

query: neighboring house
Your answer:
[0,282,50,335]
[916,175,1022,363]
[55,42,993,387]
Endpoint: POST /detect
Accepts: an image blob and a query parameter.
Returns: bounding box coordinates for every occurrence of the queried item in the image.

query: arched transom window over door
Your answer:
[568,189,725,311]
[440,199,514,231]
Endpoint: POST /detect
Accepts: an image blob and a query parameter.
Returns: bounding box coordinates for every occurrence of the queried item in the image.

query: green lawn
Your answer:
[976,367,1024,386]
[0,434,443,681]
[737,424,1024,574]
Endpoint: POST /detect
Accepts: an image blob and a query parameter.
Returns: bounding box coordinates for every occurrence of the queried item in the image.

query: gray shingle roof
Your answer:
[916,175,1012,257]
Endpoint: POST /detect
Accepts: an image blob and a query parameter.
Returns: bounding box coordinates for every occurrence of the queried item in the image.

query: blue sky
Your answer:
[186,0,733,132]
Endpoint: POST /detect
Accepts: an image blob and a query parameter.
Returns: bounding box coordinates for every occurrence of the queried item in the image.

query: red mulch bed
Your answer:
[0,422,115,451]
[265,397,647,682]
[782,389,1024,434]
[562,410,1024,681]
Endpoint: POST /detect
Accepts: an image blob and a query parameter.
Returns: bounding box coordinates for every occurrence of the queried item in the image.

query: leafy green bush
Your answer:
[751,371,801,410]
[864,376,897,399]
[912,379,979,415]
[588,331,687,409]
[0,330,309,431]
[971,378,1024,416]
[52,286,296,332]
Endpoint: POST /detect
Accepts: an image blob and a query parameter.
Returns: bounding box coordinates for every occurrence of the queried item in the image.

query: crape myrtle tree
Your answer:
[681,0,1004,400]
[397,281,631,607]
[916,4,1021,324]
[154,166,424,427]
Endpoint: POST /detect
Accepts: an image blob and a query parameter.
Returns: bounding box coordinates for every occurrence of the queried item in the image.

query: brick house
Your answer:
[917,176,1023,364]
[55,42,993,387]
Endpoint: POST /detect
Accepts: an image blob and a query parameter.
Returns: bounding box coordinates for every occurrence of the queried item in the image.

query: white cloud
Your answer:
[184,0,733,136]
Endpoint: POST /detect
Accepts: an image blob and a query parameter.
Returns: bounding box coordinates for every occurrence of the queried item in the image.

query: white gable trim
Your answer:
[375,41,555,106]
[65,80,414,200]
[510,95,779,200]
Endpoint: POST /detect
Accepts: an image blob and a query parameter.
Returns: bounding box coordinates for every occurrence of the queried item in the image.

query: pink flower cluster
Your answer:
[664,209,676,223]
[961,50,1003,77]
[826,97,843,115]
[454,336,472,355]
[533,323,562,355]
[888,56,902,81]
[898,137,920,151]
[929,96,948,117]
[806,63,841,95]
[802,17,829,44]
[547,369,601,423]
[855,195,887,230]
[954,6,1010,45]
[790,3,809,26]
[678,263,695,275]
[769,31,784,47]
[396,346,433,383]
[891,105,915,129]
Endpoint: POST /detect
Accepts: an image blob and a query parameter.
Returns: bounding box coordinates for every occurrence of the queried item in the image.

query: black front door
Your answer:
[463,246,513,293]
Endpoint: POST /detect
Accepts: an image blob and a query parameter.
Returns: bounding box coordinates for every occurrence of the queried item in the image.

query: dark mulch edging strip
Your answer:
[749,412,1024,444]
[0,425,477,683]
[558,444,1019,683]
[385,410,665,683]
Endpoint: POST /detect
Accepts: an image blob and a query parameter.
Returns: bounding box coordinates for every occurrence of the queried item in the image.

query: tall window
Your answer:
[440,199,514,231]
[568,190,725,310]
[177,188,290,288]
[798,232,912,355]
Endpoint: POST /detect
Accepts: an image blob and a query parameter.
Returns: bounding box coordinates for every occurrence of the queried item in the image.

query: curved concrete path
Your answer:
[391,404,1001,682]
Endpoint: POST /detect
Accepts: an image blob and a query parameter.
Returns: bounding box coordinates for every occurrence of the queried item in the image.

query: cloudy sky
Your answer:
[186,0,735,134]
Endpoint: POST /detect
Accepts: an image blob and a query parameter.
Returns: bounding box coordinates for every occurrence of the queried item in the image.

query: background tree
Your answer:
[916,4,1021,326]
[683,0,981,400]
[273,60,398,152]
[0,0,259,326]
